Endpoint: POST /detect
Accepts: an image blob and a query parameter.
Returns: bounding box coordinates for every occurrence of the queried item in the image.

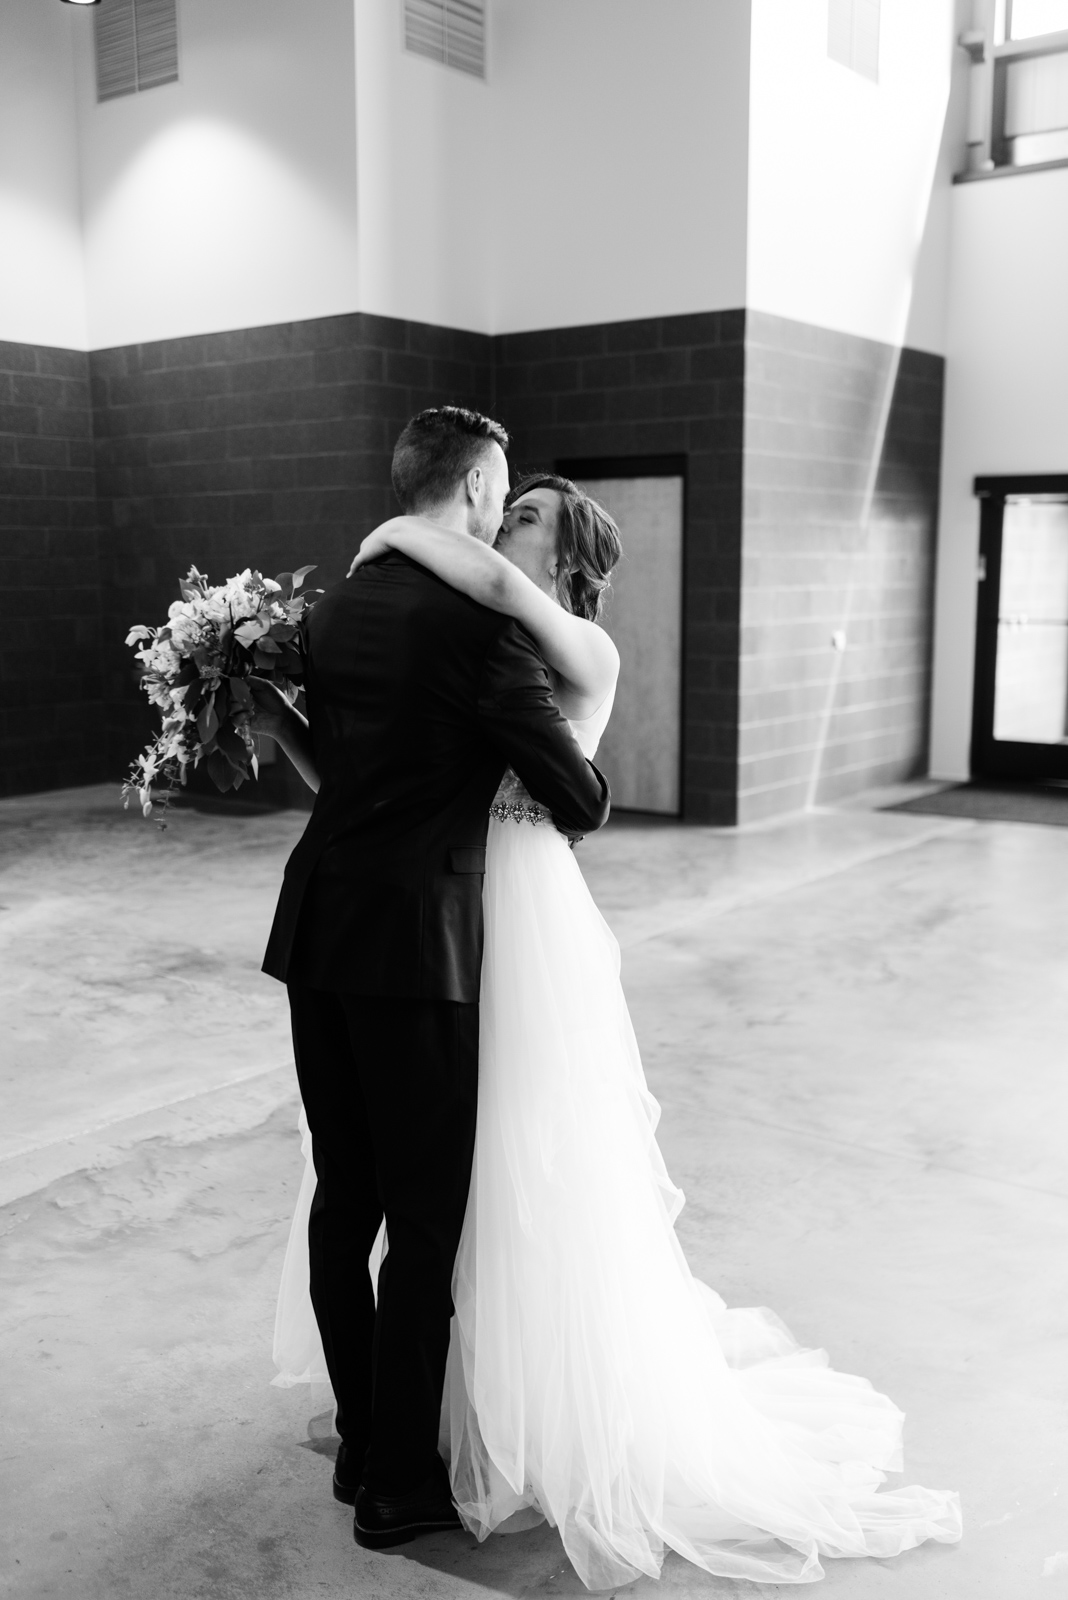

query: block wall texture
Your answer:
[492,312,745,825]
[89,314,492,790]
[0,308,943,822]
[0,342,103,798]
[739,311,944,823]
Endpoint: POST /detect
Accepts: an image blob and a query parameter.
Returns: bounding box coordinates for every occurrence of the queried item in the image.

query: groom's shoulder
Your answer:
[310,555,509,642]
[342,554,505,624]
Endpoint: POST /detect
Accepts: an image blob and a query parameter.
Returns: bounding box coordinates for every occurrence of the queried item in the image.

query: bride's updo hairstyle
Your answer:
[510,473,623,622]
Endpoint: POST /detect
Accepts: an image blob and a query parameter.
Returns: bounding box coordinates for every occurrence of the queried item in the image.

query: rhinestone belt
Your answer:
[489,800,550,825]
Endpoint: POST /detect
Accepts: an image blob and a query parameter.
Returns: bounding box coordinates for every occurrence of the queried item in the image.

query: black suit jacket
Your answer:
[262,553,610,1002]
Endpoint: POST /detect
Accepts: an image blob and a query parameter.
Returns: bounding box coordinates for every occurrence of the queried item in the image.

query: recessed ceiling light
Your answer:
[61,0,102,7]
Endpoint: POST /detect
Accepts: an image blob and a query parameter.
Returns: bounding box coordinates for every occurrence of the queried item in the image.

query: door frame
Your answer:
[972,473,1068,781]
[556,454,687,817]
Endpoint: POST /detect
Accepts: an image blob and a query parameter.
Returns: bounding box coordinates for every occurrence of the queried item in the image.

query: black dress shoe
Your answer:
[332,1442,363,1506]
[353,1471,462,1549]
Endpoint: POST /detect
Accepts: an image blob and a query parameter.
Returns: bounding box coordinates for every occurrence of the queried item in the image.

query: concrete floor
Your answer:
[2,784,1066,1599]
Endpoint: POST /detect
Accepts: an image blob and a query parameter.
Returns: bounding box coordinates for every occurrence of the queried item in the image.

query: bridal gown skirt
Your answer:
[275,815,962,1588]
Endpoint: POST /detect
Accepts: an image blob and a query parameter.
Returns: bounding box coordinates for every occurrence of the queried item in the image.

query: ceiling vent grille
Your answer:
[827,0,880,83]
[95,0,179,104]
[405,0,485,79]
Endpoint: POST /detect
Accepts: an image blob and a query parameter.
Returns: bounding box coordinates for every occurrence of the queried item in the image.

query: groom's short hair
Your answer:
[392,407,510,513]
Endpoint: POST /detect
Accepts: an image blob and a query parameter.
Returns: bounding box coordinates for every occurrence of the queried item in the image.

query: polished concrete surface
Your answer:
[3,784,1066,1598]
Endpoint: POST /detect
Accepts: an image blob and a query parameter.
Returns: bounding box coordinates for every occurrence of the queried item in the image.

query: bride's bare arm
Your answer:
[349,518,619,717]
[248,677,320,793]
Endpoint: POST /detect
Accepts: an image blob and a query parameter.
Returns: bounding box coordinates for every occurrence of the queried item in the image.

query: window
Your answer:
[404,0,485,80]
[1003,47,1068,164]
[827,0,880,84]
[960,0,1068,175]
[1007,0,1068,40]
[95,0,178,103]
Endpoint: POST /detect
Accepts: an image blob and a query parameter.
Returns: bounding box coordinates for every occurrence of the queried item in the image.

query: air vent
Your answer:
[95,0,179,103]
[405,0,485,79]
[827,0,880,84]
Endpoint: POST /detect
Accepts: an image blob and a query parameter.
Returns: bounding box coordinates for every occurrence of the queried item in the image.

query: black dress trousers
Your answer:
[287,982,479,1496]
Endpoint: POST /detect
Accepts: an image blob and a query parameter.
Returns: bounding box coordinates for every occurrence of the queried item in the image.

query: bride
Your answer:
[264,475,962,1589]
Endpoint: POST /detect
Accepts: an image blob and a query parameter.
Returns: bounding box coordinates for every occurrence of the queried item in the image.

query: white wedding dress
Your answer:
[274,691,962,1589]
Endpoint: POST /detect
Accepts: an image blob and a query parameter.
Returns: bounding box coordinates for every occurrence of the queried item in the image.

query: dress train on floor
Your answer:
[273,811,961,1588]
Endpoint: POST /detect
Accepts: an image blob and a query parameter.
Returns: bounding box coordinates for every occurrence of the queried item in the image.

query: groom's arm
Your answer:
[476,622,610,838]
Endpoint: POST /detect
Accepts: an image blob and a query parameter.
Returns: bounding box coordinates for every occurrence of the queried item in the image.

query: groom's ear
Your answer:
[464,464,484,505]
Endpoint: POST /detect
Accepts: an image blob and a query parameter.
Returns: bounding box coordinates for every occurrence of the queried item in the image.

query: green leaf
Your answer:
[197,696,219,745]
[215,723,247,763]
[291,565,316,590]
[206,749,237,791]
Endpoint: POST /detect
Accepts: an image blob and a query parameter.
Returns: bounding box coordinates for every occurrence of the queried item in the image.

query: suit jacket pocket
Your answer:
[449,846,486,874]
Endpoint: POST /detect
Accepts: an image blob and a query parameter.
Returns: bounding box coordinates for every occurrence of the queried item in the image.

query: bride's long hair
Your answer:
[508,473,622,622]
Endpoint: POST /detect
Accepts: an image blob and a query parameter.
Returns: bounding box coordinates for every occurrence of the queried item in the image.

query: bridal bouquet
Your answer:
[122,563,317,821]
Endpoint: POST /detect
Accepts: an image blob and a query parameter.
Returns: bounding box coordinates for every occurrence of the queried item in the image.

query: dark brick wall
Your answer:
[739,312,943,821]
[492,312,745,825]
[91,313,492,791]
[0,307,944,823]
[0,341,103,798]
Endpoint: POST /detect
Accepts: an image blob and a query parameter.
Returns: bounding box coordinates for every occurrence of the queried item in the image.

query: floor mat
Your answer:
[886,783,1068,827]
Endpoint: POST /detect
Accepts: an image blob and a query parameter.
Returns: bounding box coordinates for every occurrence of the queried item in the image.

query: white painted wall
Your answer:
[72,0,360,350]
[352,0,493,333]
[747,0,958,353]
[0,2,86,350]
[484,0,750,332]
[354,0,750,334]
[0,0,974,355]
[904,0,973,356]
[7,0,749,350]
[929,166,1068,777]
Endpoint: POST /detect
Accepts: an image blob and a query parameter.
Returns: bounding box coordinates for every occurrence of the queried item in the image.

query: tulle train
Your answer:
[438,816,961,1588]
[272,812,962,1587]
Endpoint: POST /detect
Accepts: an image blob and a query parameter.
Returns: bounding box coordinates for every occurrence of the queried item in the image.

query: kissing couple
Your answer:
[253,406,961,1589]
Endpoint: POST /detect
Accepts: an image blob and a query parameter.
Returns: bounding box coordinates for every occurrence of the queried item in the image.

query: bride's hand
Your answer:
[247,675,291,740]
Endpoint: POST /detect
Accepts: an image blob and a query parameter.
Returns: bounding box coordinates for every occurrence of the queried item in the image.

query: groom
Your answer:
[262,406,610,1548]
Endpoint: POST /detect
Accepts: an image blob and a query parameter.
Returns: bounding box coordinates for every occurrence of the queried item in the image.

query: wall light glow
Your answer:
[82,113,359,347]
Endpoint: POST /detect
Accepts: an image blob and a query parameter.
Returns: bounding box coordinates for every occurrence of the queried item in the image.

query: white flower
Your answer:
[146,683,174,712]
[167,615,201,652]
[125,625,152,647]
[234,615,270,646]
[148,640,181,678]
[223,577,261,621]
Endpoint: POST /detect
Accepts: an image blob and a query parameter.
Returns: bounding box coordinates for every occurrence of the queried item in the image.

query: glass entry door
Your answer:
[972,479,1068,779]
